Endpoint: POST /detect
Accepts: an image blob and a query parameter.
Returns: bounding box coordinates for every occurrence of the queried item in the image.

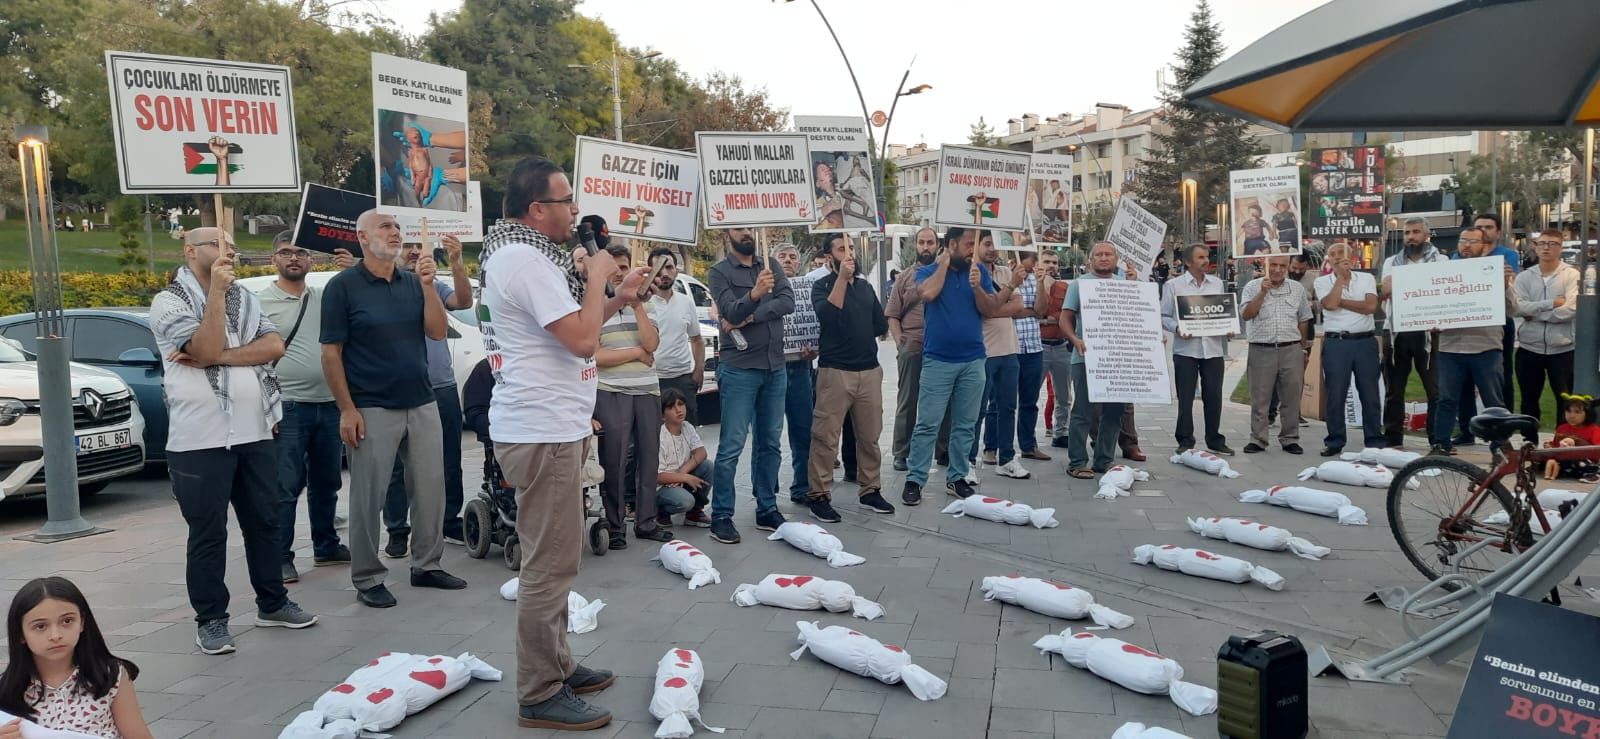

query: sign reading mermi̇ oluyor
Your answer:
[575,136,701,245]
[105,51,301,194]
[934,145,1030,232]
[695,132,817,228]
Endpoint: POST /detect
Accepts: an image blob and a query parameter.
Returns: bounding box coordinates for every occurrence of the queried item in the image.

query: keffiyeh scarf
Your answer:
[151,266,283,428]
[481,218,585,304]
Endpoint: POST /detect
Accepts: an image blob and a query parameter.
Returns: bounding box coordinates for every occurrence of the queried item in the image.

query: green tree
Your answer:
[112,197,146,274]
[967,117,999,147]
[1443,132,1568,233]
[1133,0,1262,233]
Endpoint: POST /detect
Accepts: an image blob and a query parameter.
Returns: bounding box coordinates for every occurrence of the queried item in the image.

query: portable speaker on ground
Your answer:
[1217,631,1308,739]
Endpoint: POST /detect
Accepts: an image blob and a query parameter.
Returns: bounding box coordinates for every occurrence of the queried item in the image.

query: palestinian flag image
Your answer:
[966,193,999,223]
[183,142,243,175]
[618,205,656,234]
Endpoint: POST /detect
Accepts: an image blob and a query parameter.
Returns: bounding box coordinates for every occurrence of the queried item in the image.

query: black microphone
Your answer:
[577,223,600,257]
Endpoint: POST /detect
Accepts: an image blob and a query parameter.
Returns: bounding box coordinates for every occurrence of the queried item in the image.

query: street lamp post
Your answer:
[14,125,101,542]
[569,44,662,142]
[1180,171,1199,248]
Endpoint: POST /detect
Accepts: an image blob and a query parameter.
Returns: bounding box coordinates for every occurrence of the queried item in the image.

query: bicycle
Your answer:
[1387,407,1596,590]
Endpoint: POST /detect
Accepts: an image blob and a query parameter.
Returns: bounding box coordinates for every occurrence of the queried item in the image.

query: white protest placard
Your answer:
[104,51,301,194]
[575,136,701,245]
[1104,197,1167,281]
[1027,153,1074,247]
[1229,166,1303,257]
[1388,256,1507,332]
[1080,279,1171,404]
[696,132,817,228]
[934,144,1030,232]
[795,116,879,233]
[372,53,473,239]
[1176,294,1240,338]
[782,271,822,355]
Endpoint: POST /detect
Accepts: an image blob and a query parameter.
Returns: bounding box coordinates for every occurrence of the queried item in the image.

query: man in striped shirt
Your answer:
[594,244,674,549]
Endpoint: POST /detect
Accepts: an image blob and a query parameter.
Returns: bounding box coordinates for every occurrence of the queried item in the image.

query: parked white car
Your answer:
[0,337,146,501]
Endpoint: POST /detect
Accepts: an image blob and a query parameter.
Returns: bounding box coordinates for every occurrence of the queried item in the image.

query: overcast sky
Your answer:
[386,0,1328,149]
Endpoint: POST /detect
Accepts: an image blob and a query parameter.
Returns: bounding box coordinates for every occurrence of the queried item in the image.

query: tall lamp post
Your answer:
[15,125,100,542]
[569,44,662,142]
[775,0,929,292]
[1180,171,1199,248]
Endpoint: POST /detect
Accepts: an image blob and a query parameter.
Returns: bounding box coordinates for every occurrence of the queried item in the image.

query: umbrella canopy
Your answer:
[1184,0,1600,131]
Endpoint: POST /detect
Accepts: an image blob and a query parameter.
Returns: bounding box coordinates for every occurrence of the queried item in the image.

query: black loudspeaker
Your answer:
[1217,631,1309,739]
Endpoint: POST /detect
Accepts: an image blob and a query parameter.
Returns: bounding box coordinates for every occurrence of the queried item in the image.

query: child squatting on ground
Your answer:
[1544,394,1600,482]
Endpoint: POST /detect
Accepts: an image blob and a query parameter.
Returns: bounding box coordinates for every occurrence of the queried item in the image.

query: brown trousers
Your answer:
[1248,343,1304,446]
[807,366,884,497]
[496,439,585,706]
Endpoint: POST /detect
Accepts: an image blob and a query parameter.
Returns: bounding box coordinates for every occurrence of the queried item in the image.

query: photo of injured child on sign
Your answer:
[377,110,468,211]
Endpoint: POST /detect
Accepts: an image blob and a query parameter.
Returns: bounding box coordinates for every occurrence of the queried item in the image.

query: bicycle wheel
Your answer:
[1388,456,1522,586]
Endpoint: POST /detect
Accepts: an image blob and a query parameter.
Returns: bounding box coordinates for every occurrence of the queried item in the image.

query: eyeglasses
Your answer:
[534,196,575,205]
[1535,241,1563,248]
[274,249,312,260]
[1458,239,1486,245]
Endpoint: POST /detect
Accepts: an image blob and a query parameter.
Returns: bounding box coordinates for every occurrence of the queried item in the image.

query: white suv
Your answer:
[0,337,146,500]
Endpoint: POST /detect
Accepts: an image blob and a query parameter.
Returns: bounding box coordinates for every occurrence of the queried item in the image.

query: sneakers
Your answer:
[980,450,998,465]
[901,482,923,506]
[410,570,468,590]
[755,509,787,532]
[892,457,909,471]
[196,620,235,655]
[963,469,979,486]
[256,602,318,629]
[358,584,397,608]
[995,459,1032,479]
[564,664,616,695]
[517,684,612,731]
[1207,444,1236,457]
[1428,444,1456,457]
[859,492,895,515]
[314,544,351,567]
[683,508,712,527]
[1282,443,1304,455]
[281,562,300,584]
[1242,443,1266,454]
[384,532,409,559]
[808,499,841,523]
[709,518,741,544]
[946,479,976,499]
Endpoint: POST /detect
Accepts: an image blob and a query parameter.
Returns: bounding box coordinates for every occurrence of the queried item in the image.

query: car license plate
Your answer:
[76,430,132,455]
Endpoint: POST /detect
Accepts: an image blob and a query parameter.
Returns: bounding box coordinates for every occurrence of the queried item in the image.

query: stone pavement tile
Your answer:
[1308,681,1450,735]
[1147,614,1239,663]
[904,637,958,659]
[997,621,1055,671]
[994,667,1113,712]
[1053,710,1188,737]
[156,673,236,696]
[988,731,1053,739]
[990,706,1056,734]
[938,516,1019,545]
[821,687,887,714]
[944,675,992,701]
[165,676,330,724]
[705,663,836,709]
[696,628,803,673]
[1110,686,1183,719]
[1405,665,1472,716]
[870,693,991,737]
[740,706,878,739]
[133,690,199,722]
[908,608,999,644]
[953,641,997,678]
[147,718,208,739]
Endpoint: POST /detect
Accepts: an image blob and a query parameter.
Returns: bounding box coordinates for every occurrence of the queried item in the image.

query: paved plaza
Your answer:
[3,340,1596,738]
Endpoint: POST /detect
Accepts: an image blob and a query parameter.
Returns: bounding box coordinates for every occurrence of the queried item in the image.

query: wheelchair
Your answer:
[462,432,608,569]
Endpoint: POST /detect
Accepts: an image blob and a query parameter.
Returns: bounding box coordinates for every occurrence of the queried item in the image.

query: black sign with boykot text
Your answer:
[292,183,375,256]
[1448,594,1600,738]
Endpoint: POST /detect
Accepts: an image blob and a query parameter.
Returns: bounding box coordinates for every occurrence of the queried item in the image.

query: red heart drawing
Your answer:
[1258,524,1271,531]
[663,677,688,688]
[847,630,863,637]
[1004,502,1015,507]
[410,670,448,690]
[331,683,355,694]
[428,657,443,664]
[675,544,695,552]
[367,660,380,667]
[1044,580,1072,590]
[676,663,691,668]
[1121,644,1163,659]
[816,529,829,535]
[981,497,1003,504]
[366,687,394,704]
[1005,574,1021,579]
[1195,551,1221,560]
[1161,545,1177,550]
[1269,485,1286,493]
[1073,633,1097,640]
[675,649,694,663]
[884,645,904,653]
[776,576,814,588]
[688,551,703,557]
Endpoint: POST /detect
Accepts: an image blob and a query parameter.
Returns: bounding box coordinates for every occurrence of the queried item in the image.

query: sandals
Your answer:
[1069,469,1095,479]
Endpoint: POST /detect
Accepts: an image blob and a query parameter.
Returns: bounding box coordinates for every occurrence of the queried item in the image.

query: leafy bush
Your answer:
[0,265,337,315]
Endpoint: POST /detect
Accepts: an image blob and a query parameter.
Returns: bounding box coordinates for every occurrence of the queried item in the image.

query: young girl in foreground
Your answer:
[0,577,152,739]
[1544,394,1600,482]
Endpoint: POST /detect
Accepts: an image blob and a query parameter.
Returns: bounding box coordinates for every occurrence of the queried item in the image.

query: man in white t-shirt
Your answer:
[479,157,651,731]
[646,247,705,424]
[1313,242,1383,456]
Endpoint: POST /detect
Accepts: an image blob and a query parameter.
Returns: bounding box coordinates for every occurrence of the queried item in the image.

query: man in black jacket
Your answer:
[804,234,893,520]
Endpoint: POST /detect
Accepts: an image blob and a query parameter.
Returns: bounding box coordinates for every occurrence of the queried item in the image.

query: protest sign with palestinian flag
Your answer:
[933,144,1029,232]
[574,136,701,245]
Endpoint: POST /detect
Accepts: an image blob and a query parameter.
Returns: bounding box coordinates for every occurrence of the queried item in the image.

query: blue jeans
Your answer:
[1016,351,1045,452]
[383,384,465,540]
[275,400,344,563]
[1434,350,1506,448]
[1067,363,1123,470]
[908,357,986,486]
[659,459,715,514]
[1321,336,1384,450]
[975,354,1020,464]
[784,360,814,501]
[712,364,786,521]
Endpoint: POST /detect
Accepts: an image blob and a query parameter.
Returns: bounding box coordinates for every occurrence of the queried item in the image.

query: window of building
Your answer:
[1095,172,1113,190]
[1072,175,1083,191]
[1096,143,1111,159]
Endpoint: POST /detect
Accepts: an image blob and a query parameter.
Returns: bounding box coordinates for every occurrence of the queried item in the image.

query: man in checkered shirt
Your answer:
[1012,250,1052,463]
